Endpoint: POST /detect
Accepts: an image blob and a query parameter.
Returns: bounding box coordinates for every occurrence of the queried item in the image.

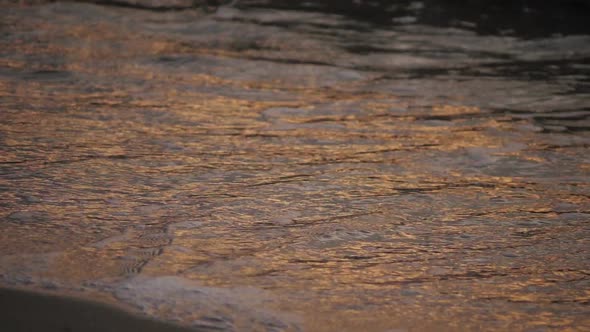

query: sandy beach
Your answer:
[0,286,197,332]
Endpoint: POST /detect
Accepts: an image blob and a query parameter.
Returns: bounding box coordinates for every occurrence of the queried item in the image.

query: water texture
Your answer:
[1,1,589,331]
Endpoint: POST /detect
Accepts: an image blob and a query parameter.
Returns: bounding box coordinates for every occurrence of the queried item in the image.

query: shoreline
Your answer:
[0,286,198,332]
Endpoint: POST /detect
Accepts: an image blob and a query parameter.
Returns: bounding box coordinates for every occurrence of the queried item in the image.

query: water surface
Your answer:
[1,1,589,331]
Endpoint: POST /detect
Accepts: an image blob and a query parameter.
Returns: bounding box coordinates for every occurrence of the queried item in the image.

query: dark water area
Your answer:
[250,0,590,38]
[1,0,589,331]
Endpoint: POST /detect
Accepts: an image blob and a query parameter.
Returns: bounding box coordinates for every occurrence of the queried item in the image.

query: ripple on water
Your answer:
[114,276,302,331]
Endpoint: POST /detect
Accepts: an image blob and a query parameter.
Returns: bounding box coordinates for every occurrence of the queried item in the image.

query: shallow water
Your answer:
[1,1,589,331]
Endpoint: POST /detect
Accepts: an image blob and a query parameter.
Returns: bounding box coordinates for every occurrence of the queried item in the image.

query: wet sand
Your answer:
[0,287,197,332]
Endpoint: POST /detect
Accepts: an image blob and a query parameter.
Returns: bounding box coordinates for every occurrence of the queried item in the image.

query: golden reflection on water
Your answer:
[1,2,590,331]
